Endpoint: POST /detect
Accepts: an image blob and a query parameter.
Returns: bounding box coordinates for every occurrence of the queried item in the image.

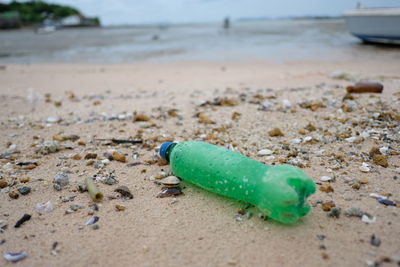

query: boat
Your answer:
[35,25,56,34]
[343,7,400,44]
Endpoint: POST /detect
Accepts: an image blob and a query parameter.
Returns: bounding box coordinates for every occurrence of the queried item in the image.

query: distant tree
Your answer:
[0,0,80,24]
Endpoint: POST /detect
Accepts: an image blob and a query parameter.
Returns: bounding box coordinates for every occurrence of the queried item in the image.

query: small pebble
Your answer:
[373,154,388,167]
[0,178,8,188]
[103,177,118,185]
[320,184,334,193]
[344,207,363,217]
[84,153,97,160]
[321,252,329,259]
[370,234,381,247]
[268,128,284,137]
[53,172,69,187]
[321,202,335,211]
[17,186,31,195]
[112,152,127,163]
[352,183,361,190]
[14,214,31,228]
[19,177,30,183]
[328,207,341,218]
[8,191,19,199]
[115,204,126,211]
[53,184,62,191]
[77,184,87,193]
[70,203,84,211]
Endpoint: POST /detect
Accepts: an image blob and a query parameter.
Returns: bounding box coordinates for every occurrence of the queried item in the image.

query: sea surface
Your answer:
[0,19,399,63]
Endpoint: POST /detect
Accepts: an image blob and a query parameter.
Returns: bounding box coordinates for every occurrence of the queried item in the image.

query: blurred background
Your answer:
[0,0,399,63]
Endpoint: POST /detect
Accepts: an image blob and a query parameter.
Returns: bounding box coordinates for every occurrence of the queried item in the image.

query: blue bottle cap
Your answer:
[160,142,176,162]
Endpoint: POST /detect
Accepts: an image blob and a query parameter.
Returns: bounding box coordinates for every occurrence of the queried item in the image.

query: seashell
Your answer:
[35,201,54,213]
[3,252,27,262]
[159,176,180,186]
[53,172,69,186]
[157,187,182,198]
[361,215,376,224]
[114,186,133,199]
[320,176,332,182]
[257,149,273,156]
[359,162,370,173]
[85,216,99,225]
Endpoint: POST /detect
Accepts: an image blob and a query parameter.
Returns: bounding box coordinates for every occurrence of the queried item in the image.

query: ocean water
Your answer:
[0,19,399,63]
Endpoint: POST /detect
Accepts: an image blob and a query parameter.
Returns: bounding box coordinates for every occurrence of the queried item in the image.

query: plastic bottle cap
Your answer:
[159,142,176,161]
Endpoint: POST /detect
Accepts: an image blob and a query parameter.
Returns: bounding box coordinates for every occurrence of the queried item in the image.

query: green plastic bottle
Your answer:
[160,141,316,224]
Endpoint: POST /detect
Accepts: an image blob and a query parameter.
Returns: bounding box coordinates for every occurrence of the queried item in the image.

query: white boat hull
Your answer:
[343,8,400,44]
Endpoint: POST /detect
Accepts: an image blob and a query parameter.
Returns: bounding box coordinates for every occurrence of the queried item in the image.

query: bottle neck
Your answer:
[163,142,177,162]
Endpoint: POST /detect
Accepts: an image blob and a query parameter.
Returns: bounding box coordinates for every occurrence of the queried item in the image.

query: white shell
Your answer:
[3,252,28,262]
[160,176,180,186]
[320,176,332,182]
[257,149,273,156]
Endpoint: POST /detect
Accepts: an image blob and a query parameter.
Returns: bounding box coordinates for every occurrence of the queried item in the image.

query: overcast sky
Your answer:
[7,0,400,25]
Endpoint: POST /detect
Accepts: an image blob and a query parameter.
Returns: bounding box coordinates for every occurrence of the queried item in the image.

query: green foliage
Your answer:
[0,1,80,24]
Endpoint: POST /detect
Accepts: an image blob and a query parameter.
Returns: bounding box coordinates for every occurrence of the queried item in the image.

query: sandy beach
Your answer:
[0,60,399,267]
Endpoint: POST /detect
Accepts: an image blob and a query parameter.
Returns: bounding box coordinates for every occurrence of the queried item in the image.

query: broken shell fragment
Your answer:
[85,216,99,225]
[115,204,126,211]
[359,163,370,173]
[3,252,28,262]
[157,187,182,198]
[35,140,60,155]
[114,186,133,199]
[53,172,69,187]
[35,201,54,213]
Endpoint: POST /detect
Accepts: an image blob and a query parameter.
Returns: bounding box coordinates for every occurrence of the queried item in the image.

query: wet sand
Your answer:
[0,61,399,266]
